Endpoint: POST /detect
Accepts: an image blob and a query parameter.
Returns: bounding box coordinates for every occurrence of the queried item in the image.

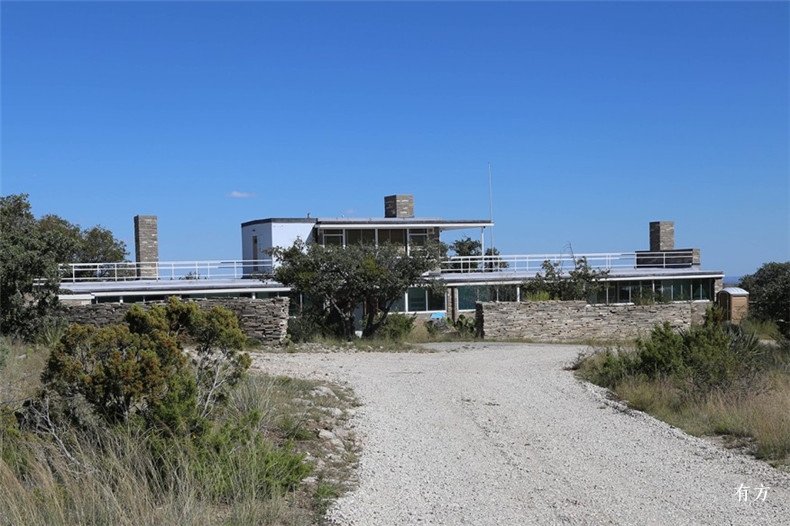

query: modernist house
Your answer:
[58,194,725,321]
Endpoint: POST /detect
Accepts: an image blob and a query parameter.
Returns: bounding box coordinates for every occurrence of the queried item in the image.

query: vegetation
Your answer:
[576,307,790,465]
[522,257,609,301]
[271,239,444,340]
[739,261,790,338]
[447,236,481,272]
[0,298,353,525]
[0,194,127,340]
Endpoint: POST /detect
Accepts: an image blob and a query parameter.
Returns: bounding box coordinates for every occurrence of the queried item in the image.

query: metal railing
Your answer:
[58,250,698,283]
[439,250,697,274]
[59,259,274,283]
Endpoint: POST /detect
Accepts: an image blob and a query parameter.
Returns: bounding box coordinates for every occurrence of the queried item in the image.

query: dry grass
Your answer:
[599,359,790,469]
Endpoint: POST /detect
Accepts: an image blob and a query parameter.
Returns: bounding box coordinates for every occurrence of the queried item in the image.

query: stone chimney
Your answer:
[649,221,674,252]
[134,215,159,278]
[384,194,414,218]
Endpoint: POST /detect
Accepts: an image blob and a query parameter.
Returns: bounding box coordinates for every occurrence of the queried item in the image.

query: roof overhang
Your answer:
[59,279,290,299]
[315,218,493,231]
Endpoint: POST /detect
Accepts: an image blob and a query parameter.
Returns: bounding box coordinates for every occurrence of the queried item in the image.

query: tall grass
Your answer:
[0,424,312,525]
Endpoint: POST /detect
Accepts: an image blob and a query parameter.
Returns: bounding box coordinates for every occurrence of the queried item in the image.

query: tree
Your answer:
[0,194,63,339]
[522,257,609,301]
[38,214,128,279]
[739,262,790,338]
[0,194,129,338]
[449,237,482,272]
[271,240,444,339]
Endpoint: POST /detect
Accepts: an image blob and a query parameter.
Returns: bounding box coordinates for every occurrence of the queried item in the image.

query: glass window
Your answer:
[457,286,491,310]
[428,288,446,311]
[616,282,633,303]
[378,229,406,247]
[347,229,375,246]
[407,287,427,312]
[408,228,429,247]
[320,229,344,246]
[489,285,519,302]
[390,294,405,313]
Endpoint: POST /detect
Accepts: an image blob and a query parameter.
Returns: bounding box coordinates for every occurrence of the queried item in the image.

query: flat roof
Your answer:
[59,266,724,300]
[439,267,724,286]
[242,217,493,230]
[241,218,317,228]
[59,279,290,298]
[316,218,493,230]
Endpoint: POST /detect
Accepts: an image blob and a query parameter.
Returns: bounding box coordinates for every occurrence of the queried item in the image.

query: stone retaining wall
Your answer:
[475,301,710,342]
[65,297,289,344]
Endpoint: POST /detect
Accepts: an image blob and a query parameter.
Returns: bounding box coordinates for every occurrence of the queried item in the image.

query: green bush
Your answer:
[286,310,331,343]
[453,314,476,336]
[375,313,416,341]
[580,308,765,394]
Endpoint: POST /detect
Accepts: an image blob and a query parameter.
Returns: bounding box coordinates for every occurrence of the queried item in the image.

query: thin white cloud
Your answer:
[228,191,257,199]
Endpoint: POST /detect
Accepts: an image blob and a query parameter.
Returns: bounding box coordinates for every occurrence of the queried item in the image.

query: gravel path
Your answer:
[252,342,790,525]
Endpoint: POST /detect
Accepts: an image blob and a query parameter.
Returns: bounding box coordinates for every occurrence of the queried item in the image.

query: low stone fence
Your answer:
[475,301,710,342]
[65,297,290,344]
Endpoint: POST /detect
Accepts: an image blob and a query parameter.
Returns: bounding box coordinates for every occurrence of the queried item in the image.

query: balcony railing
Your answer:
[59,259,274,283]
[439,250,698,274]
[58,250,698,284]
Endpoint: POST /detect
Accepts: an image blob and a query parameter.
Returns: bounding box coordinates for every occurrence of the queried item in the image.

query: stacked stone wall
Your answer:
[475,301,710,342]
[65,297,289,344]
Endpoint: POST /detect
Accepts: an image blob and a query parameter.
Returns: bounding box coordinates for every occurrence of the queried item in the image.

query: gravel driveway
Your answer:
[252,342,790,525]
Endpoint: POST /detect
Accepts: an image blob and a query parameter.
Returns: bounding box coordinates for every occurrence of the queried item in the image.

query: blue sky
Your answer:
[2,1,788,278]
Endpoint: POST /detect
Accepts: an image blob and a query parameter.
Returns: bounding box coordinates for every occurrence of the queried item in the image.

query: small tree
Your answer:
[0,195,64,339]
[272,240,444,339]
[190,306,250,419]
[739,262,790,338]
[522,257,608,301]
[0,194,129,339]
[449,237,482,272]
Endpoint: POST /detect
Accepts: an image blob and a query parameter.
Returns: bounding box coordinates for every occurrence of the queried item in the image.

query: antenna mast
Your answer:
[488,162,495,252]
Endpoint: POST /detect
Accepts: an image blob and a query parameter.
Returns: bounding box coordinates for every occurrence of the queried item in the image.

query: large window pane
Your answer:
[321,229,343,246]
[408,229,429,247]
[428,289,446,311]
[457,286,491,310]
[378,229,406,246]
[407,287,427,312]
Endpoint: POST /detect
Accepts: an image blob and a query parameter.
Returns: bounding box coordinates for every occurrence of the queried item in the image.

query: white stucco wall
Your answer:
[271,222,315,251]
[241,220,315,276]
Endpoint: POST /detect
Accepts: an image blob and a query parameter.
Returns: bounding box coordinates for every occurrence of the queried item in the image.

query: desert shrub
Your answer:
[581,308,766,394]
[375,313,416,341]
[577,346,638,388]
[286,308,336,343]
